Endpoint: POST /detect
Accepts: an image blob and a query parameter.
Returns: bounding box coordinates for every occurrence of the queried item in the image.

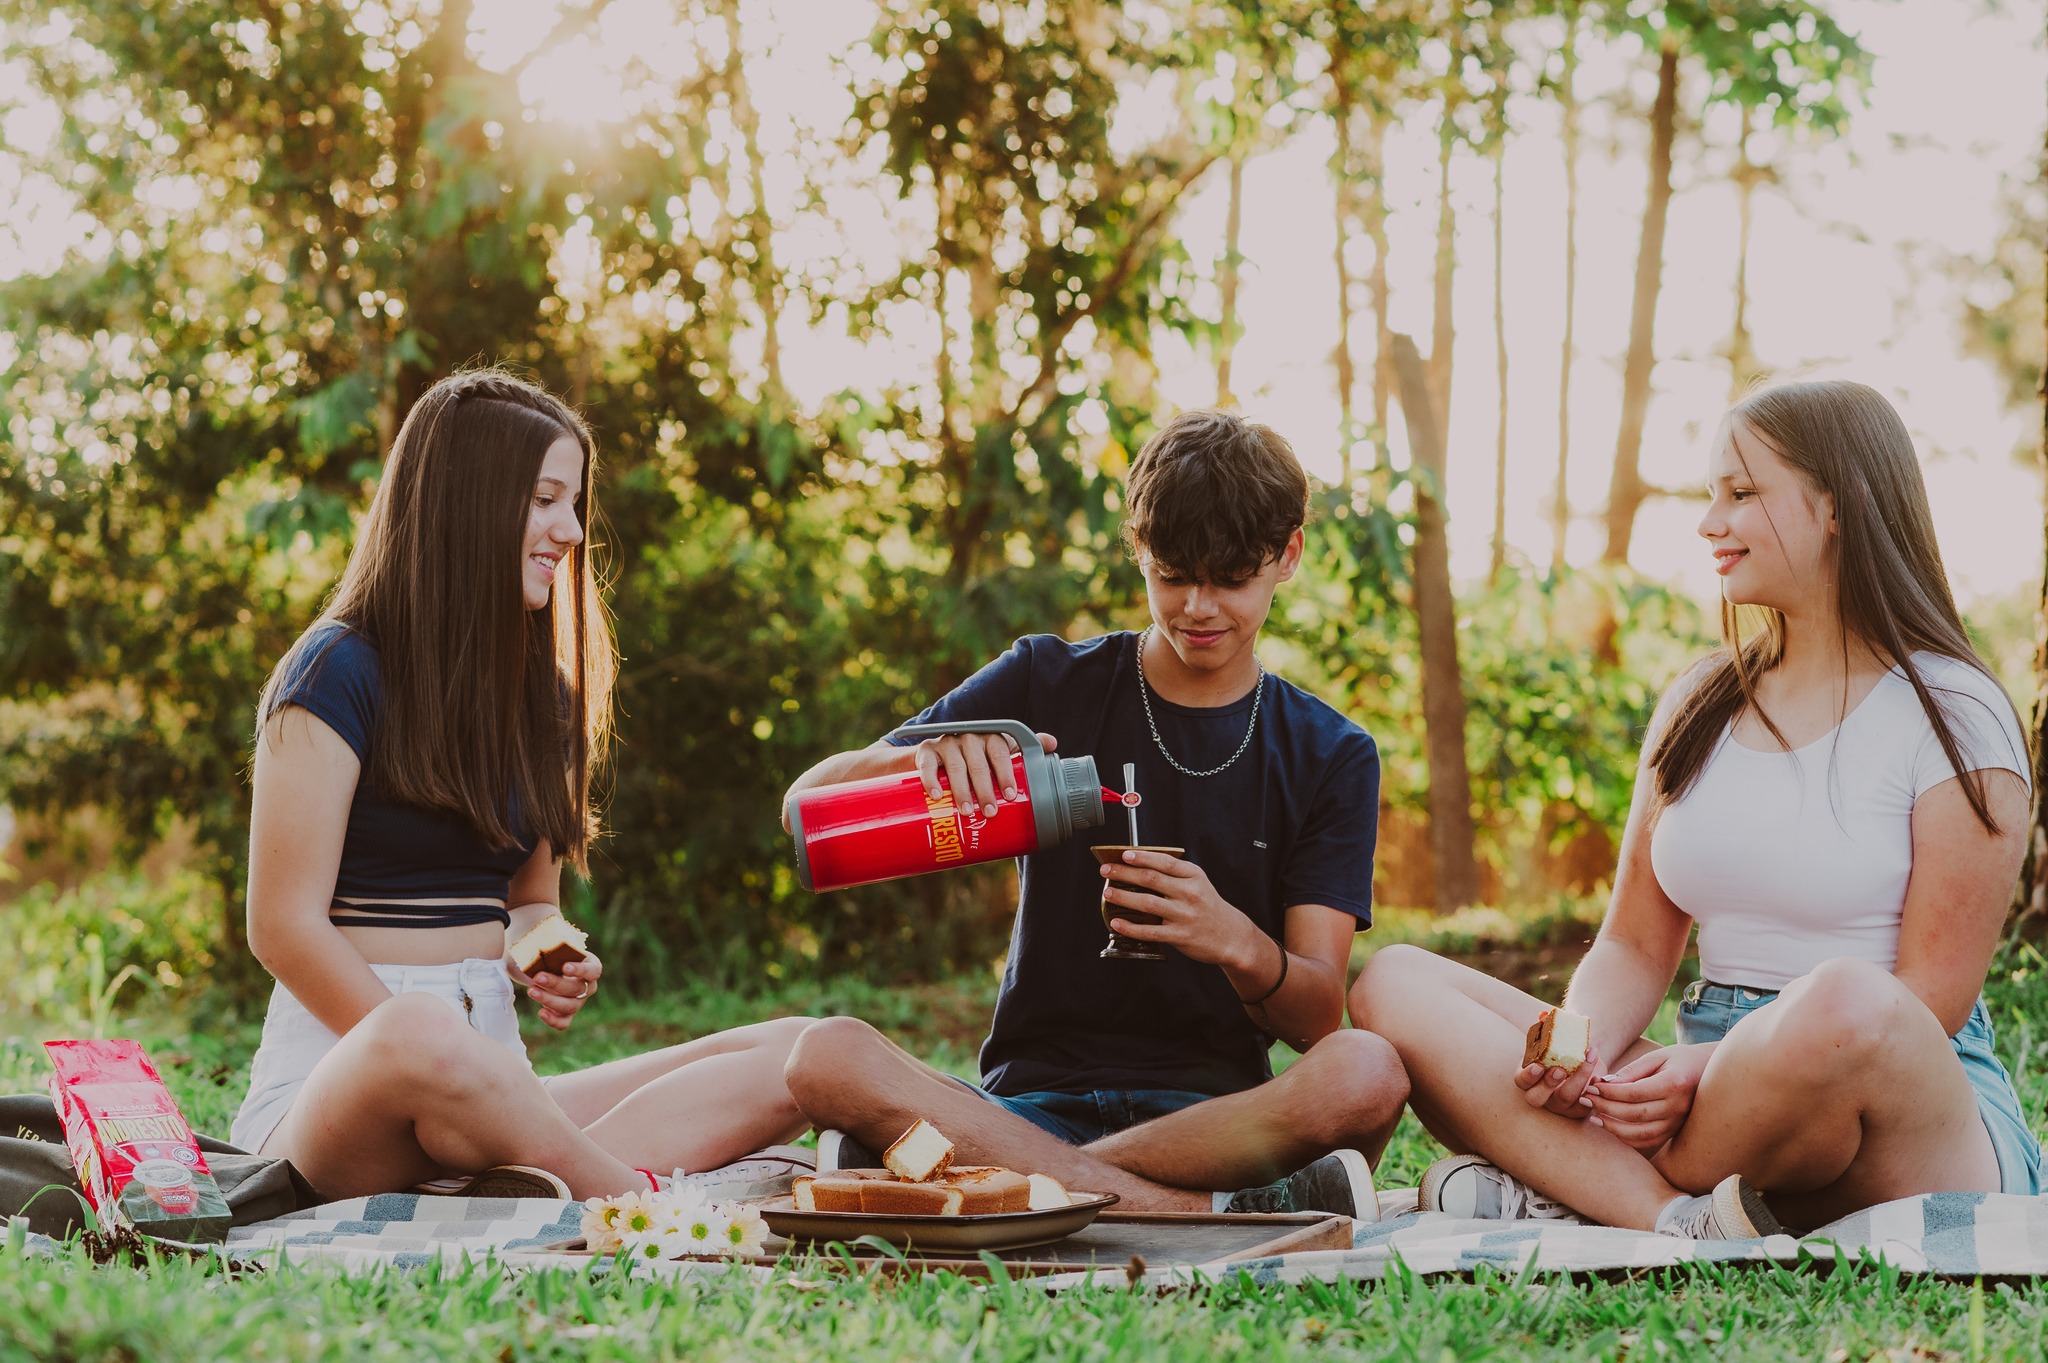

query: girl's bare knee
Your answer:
[760,1015,820,1054]
[1349,944,1443,1033]
[354,993,490,1093]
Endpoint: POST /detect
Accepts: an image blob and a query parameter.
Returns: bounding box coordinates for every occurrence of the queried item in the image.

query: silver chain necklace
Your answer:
[1134,626,1264,778]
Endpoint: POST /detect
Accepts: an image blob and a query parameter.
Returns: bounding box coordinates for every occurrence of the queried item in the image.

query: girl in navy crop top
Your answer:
[235,369,813,1201]
[266,620,538,930]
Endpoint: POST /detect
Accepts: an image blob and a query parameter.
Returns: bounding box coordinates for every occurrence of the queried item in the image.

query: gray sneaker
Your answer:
[1419,1155,1584,1223]
[1657,1175,1785,1240]
[1226,1149,1379,1222]
[815,1129,883,1173]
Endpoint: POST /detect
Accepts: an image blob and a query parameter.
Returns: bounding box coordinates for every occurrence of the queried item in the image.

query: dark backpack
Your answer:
[0,1093,321,1238]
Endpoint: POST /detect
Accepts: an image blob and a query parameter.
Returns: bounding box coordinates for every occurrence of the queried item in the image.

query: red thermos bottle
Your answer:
[790,720,1107,892]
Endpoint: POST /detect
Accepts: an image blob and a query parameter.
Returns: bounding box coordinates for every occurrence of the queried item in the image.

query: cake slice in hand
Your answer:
[882,1118,955,1182]
[1523,1007,1592,1074]
[509,913,589,979]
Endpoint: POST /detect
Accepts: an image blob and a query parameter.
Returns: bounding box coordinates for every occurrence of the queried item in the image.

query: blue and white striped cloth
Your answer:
[109,1187,2045,1284]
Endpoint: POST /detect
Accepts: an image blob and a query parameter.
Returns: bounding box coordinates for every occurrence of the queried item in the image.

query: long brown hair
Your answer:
[1648,379,2012,835]
[262,368,615,868]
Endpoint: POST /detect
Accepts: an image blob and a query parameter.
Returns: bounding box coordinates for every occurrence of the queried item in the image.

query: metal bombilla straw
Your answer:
[1124,763,1138,844]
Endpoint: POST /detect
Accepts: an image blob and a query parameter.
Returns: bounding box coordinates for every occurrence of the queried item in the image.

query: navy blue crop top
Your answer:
[267,621,537,929]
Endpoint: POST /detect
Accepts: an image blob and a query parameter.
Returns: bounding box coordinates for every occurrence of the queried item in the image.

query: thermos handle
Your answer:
[897,716,1040,749]
[894,719,1101,848]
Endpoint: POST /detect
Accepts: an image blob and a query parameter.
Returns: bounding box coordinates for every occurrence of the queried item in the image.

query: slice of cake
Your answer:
[509,913,589,978]
[1523,1007,1592,1074]
[940,1166,1031,1214]
[1025,1172,1070,1211]
[882,1118,954,1182]
[792,1170,889,1212]
[859,1179,963,1216]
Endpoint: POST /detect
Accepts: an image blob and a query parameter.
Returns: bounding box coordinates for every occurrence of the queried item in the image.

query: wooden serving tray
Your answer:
[753,1209,1353,1279]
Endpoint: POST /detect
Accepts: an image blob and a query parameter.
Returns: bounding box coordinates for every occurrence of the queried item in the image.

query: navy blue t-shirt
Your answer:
[886,632,1379,1099]
[268,621,538,909]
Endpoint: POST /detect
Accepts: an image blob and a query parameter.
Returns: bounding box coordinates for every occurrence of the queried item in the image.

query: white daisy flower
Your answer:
[581,1191,649,1254]
[678,1203,733,1256]
[721,1204,769,1258]
[620,1221,678,1263]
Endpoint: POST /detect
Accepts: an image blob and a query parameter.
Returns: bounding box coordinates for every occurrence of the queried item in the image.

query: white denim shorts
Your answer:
[229,957,532,1154]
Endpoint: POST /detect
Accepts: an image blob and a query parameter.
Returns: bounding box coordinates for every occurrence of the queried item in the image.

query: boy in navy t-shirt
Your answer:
[781,410,1408,1217]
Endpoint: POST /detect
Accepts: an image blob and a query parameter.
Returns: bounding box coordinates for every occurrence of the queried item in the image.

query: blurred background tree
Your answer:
[0,0,2034,1003]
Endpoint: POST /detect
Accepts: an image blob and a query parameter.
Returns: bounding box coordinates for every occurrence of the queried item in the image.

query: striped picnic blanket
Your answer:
[175,1188,2048,1285]
[1145,1191,2048,1292]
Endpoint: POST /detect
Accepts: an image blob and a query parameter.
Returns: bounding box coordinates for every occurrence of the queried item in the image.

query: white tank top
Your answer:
[1649,653,2029,991]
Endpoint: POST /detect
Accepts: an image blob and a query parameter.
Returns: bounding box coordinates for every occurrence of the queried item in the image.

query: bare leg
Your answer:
[1350,944,1682,1229]
[782,1017,1213,1211]
[1653,958,2000,1231]
[262,993,646,1201]
[546,1017,815,1172]
[1087,1030,1409,1188]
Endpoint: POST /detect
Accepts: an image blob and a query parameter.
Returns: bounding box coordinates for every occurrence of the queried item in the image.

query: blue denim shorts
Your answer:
[963,1083,1210,1145]
[1677,979,2042,1196]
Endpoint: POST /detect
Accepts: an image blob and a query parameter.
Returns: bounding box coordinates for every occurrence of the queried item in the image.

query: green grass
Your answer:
[6,919,2048,1360]
[7,1234,2048,1360]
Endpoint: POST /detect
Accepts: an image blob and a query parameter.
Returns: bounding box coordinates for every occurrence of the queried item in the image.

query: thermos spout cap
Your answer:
[1057,754,1106,839]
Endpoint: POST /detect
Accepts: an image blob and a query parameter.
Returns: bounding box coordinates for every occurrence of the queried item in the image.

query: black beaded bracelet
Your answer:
[1239,938,1290,1007]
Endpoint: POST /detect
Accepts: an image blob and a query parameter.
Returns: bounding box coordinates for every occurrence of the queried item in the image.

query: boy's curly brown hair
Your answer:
[1121,409,1310,586]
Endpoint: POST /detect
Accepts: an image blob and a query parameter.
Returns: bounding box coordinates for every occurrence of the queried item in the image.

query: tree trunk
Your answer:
[932,197,977,588]
[1217,149,1245,406]
[1366,116,1395,469]
[1429,119,1457,422]
[1724,109,1761,400]
[1602,35,1679,566]
[2026,406,2048,930]
[1490,143,1509,583]
[386,0,477,420]
[1330,63,1358,483]
[1391,332,1481,911]
[724,0,783,400]
[2015,112,2048,933]
[1551,3,1581,573]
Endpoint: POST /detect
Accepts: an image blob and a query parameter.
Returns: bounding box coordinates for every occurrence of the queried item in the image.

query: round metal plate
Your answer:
[759,1191,1120,1253]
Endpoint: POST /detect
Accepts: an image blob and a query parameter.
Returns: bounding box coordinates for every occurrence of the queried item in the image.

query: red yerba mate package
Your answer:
[45,1039,231,1244]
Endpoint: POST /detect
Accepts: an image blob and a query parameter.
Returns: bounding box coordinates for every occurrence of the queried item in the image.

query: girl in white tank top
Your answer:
[1349,380,2038,1237]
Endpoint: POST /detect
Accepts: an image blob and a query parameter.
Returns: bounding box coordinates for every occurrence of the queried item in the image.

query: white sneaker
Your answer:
[670,1145,817,1201]
[1418,1155,1585,1223]
[1655,1175,1785,1240]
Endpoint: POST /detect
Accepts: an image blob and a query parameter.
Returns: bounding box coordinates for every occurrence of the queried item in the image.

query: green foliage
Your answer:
[1617,0,1870,134]
[594,476,1028,984]
[1957,174,2047,417]
[7,867,222,1035]
[1458,568,1711,841]
[0,0,1856,991]
[1279,495,1712,896]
